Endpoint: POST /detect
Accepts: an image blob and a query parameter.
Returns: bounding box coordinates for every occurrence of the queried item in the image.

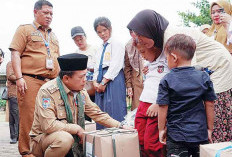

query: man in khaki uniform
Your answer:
[9,1,59,156]
[30,53,126,157]
[6,61,19,144]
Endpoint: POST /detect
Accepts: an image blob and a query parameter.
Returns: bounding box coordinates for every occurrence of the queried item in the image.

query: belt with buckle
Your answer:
[23,73,49,81]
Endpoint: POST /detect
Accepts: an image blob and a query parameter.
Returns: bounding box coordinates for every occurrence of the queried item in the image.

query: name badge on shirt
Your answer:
[104,52,111,61]
[46,58,54,70]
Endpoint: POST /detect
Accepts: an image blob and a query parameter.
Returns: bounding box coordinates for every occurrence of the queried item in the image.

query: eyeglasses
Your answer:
[211,8,225,14]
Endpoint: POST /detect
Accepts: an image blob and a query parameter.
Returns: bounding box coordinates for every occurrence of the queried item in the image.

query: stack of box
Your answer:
[84,128,140,157]
[200,142,232,157]
[85,121,96,132]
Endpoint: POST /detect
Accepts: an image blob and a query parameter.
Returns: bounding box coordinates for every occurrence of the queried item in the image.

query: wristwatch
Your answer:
[100,81,106,86]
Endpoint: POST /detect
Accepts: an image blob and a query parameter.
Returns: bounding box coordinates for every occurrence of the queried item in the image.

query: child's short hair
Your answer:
[164,34,196,60]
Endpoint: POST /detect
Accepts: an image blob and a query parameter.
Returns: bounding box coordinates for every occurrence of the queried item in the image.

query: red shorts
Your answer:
[135,101,164,157]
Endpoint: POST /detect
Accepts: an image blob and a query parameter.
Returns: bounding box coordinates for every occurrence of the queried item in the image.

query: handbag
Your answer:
[1,88,8,100]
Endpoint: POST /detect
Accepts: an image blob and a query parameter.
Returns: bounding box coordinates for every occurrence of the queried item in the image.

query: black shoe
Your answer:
[10,138,17,144]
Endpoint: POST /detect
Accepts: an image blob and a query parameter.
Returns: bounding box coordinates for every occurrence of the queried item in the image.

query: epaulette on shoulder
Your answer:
[20,24,31,27]
[47,85,59,94]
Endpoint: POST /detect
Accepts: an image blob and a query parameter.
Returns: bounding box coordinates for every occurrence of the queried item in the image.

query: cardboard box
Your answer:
[200,142,232,157]
[84,128,140,157]
[85,121,96,132]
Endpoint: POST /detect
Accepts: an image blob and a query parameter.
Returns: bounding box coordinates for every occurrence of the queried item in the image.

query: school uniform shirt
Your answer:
[164,25,232,94]
[93,37,125,81]
[156,67,217,143]
[139,51,169,103]
[75,44,97,69]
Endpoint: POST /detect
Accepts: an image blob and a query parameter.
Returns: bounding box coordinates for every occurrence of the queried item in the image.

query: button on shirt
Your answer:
[93,38,125,81]
[139,51,169,103]
[156,67,217,143]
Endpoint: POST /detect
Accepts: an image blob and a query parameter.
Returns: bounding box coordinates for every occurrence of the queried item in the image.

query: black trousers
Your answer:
[8,97,19,140]
[166,137,208,157]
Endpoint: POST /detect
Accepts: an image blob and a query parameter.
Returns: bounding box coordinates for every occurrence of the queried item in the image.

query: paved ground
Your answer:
[0,111,21,157]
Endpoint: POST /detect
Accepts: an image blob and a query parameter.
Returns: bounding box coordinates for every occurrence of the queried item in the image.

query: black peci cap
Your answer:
[57,53,88,71]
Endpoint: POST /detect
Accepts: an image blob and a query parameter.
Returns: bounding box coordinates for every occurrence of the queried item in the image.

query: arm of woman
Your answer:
[124,49,133,97]
[220,13,232,44]
[93,47,101,91]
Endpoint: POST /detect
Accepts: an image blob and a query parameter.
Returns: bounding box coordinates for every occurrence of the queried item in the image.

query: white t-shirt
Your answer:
[75,44,97,69]
[139,51,170,103]
[164,26,232,93]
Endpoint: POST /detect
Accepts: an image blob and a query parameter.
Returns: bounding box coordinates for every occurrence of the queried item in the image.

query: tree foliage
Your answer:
[178,0,212,27]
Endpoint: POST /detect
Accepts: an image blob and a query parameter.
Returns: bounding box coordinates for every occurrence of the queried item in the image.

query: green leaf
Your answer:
[178,0,212,27]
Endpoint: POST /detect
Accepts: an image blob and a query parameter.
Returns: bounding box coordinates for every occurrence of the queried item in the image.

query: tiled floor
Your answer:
[0,111,20,157]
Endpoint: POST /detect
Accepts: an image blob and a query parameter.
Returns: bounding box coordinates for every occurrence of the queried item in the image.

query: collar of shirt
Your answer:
[33,20,52,32]
[148,51,167,66]
[171,66,194,72]
[102,37,112,46]
[59,80,73,96]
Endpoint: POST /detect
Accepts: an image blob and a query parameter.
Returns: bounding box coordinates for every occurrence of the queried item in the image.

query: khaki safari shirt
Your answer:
[9,21,59,79]
[6,61,17,98]
[30,78,120,141]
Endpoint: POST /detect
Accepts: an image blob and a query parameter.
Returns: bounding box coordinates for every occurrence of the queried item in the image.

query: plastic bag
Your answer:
[121,108,137,127]
[1,88,8,100]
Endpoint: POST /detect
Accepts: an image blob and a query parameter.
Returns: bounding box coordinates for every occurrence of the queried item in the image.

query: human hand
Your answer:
[220,13,232,30]
[159,129,167,144]
[97,84,106,93]
[121,125,135,131]
[208,129,213,143]
[93,81,99,91]
[16,78,27,95]
[76,126,85,144]
[146,104,159,117]
[142,66,149,75]
[127,88,133,97]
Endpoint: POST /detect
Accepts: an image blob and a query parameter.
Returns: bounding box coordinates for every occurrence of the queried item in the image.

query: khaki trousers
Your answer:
[18,76,45,155]
[30,131,74,157]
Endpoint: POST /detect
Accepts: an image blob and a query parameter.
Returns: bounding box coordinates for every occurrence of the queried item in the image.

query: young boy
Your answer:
[157,34,217,157]
[135,43,169,157]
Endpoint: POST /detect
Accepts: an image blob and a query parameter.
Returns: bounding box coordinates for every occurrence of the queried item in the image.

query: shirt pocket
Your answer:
[31,35,43,42]
[56,102,67,120]
[27,35,44,51]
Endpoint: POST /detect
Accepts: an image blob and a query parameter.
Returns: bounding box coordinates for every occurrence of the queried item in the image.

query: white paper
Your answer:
[86,142,97,157]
